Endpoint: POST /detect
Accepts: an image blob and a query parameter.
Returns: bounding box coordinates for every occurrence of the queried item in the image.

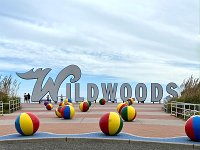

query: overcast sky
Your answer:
[0,0,199,100]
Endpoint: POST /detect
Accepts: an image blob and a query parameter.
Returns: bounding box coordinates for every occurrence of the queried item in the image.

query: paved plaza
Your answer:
[0,102,185,138]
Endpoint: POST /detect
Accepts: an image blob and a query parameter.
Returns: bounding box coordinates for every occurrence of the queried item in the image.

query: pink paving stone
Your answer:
[0,114,180,120]
[0,103,186,138]
[0,123,185,138]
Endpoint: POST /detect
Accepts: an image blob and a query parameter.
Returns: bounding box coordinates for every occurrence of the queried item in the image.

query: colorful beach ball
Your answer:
[117,103,127,114]
[126,98,135,106]
[59,102,65,107]
[44,101,49,106]
[99,112,123,136]
[61,105,75,119]
[84,100,92,107]
[121,106,137,122]
[15,112,40,136]
[64,98,72,104]
[65,102,73,107]
[46,103,53,110]
[55,106,62,118]
[99,98,106,105]
[185,115,200,141]
[79,102,89,112]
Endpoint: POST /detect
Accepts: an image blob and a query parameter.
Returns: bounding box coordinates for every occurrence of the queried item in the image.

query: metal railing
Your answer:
[163,101,200,119]
[0,101,3,116]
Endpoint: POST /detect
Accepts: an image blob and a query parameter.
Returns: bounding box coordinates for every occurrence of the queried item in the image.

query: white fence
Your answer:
[8,99,21,113]
[163,101,200,119]
[0,99,21,115]
[0,101,3,116]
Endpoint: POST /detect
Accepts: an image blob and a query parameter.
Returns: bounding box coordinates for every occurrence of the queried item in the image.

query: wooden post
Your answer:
[171,103,172,115]
[0,101,3,116]
[184,103,185,120]
[9,101,10,114]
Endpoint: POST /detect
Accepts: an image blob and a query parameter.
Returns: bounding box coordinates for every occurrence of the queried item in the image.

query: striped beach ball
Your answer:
[59,102,65,107]
[79,102,89,112]
[126,98,135,106]
[55,106,62,118]
[46,103,53,110]
[185,115,200,141]
[121,106,136,121]
[99,98,106,105]
[15,112,40,136]
[99,112,123,136]
[84,100,92,107]
[117,103,127,114]
[65,102,73,107]
[61,105,75,119]
[64,98,72,104]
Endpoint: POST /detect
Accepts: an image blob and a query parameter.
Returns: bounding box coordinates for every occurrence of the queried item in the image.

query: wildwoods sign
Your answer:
[16,65,178,102]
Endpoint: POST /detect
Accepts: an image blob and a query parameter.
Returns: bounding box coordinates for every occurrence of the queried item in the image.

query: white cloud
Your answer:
[0,0,199,85]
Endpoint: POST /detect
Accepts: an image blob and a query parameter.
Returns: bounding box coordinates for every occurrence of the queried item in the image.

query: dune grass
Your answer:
[173,76,200,104]
[0,75,20,112]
